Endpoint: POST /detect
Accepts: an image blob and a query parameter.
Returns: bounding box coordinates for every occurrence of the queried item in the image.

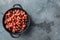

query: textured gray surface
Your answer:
[0,0,60,40]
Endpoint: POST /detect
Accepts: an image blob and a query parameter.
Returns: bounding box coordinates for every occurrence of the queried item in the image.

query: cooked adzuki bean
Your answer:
[4,9,28,33]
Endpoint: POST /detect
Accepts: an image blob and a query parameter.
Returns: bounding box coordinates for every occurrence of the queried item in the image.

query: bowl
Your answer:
[2,4,30,38]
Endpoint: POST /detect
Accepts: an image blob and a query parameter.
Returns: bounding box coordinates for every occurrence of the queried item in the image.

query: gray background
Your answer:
[0,0,60,40]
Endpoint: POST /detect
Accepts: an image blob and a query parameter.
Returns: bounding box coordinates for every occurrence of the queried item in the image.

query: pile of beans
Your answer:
[4,9,28,33]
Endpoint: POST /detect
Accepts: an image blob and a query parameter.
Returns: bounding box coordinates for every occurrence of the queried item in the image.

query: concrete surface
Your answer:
[0,0,60,40]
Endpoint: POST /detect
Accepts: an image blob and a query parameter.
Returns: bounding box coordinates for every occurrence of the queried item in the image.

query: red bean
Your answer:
[4,9,28,33]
